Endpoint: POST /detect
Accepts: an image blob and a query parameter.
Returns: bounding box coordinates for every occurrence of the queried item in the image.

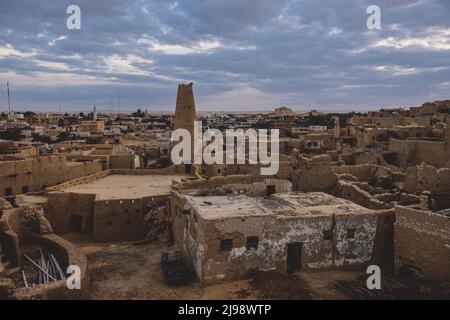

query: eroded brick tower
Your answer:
[173,82,197,173]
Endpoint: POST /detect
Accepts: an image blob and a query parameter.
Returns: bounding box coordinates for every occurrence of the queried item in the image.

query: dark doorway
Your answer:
[184,164,192,174]
[287,242,302,274]
[68,215,83,233]
[85,213,94,233]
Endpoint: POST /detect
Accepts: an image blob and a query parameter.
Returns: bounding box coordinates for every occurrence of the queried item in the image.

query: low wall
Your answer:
[13,233,89,300]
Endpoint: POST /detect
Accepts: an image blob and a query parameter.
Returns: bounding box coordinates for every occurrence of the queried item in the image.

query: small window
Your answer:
[347,229,355,239]
[22,186,29,194]
[246,236,259,250]
[266,185,276,196]
[4,187,12,196]
[107,220,113,227]
[126,218,132,226]
[220,239,233,252]
[323,229,332,241]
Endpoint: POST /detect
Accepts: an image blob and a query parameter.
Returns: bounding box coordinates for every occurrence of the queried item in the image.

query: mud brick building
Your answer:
[171,191,391,283]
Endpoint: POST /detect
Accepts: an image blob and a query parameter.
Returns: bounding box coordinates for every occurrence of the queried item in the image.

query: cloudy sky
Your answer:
[0,0,449,112]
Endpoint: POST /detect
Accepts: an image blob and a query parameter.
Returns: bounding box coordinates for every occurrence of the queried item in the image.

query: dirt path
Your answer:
[61,234,371,300]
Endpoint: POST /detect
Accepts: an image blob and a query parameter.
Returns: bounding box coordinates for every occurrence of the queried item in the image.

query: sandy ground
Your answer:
[62,234,364,300]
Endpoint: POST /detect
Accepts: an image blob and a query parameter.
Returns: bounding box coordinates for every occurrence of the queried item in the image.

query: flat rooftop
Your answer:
[186,192,373,220]
[63,174,185,200]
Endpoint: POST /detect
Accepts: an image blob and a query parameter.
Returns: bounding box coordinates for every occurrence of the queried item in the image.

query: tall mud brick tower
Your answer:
[173,82,197,173]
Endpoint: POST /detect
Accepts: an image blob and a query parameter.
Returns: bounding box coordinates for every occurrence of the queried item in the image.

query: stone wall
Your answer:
[0,155,102,197]
[389,139,450,168]
[404,164,450,210]
[394,206,450,281]
[93,198,144,242]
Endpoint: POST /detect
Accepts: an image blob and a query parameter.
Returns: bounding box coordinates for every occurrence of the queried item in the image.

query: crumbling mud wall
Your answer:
[93,198,144,242]
[0,205,89,300]
[395,206,450,282]
[46,192,96,234]
[0,155,102,197]
[404,164,450,210]
[170,192,383,283]
[184,211,381,283]
[13,234,89,300]
[291,155,339,192]
[46,169,178,241]
[331,164,413,210]
[389,139,450,168]
[0,204,53,268]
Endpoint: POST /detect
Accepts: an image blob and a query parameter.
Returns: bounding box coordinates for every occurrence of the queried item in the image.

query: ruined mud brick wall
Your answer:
[301,133,337,154]
[93,198,144,242]
[1,208,88,299]
[395,206,450,281]
[332,164,406,209]
[349,116,431,128]
[173,175,253,191]
[291,158,338,192]
[46,169,178,240]
[46,192,96,234]
[226,161,292,182]
[67,154,110,170]
[389,118,450,168]
[13,233,89,299]
[334,180,390,210]
[389,139,450,168]
[109,154,135,169]
[404,164,450,210]
[0,155,102,197]
[170,193,382,283]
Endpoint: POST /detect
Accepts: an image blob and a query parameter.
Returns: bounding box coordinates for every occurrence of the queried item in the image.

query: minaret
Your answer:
[173,82,197,172]
[93,105,97,121]
[333,116,341,139]
[174,82,196,133]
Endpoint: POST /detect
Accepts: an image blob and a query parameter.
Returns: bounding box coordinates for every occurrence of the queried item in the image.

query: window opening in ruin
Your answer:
[266,185,276,196]
[347,228,356,239]
[4,187,12,196]
[323,229,332,240]
[126,218,132,226]
[220,239,233,252]
[107,220,113,227]
[22,186,29,194]
[246,236,259,250]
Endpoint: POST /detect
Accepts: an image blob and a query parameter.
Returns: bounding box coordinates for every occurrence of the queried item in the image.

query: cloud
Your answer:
[0,0,449,111]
